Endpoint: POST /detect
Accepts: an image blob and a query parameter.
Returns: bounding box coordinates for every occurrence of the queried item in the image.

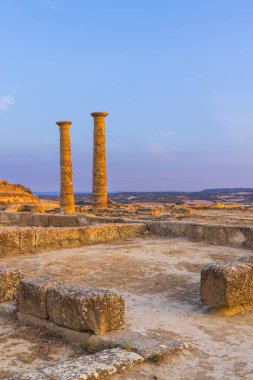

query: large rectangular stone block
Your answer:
[241,227,253,248]
[203,225,226,245]
[20,227,36,253]
[79,225,119,245]
[35,227,80,251]
[182,223,204,241]
[19,212,34,226]
[201,259,253,308]
[17,277,54,318]
[47,285,125,334]
[48,215,79,227]
[33,214,49,227]
[0,266,22,303]
[148,222,180,237]
[225,227,246,248]
[0,228,20,256]
[117,223,147,238]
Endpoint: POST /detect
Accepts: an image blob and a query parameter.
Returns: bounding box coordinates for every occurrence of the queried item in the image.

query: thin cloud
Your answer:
[46,0,62,11]
[0,96,14,111]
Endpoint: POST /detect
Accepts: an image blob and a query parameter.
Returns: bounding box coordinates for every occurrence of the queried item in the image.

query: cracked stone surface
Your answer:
[201,257,253,308]
[7,348,144,380]
[47,284,125,334]
[0,266,22,303]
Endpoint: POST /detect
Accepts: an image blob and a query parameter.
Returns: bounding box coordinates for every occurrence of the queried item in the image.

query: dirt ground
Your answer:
[1,236,253,379]
[0,317,88,378]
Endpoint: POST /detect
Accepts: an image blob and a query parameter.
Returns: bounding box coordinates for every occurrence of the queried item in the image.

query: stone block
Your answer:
[203,225,226,245]
[0,266,22,303]
[181,223,204,241]
[0,228,20,256]
[117,223,147,238]
[19,212,34,226]
[77,216,90,226]
[201,259,253,308]
[9,348,144,380]
[35,227,80,251]
[33,214,49,227]
[1,212,20,223]
[148,222,180,237]
[48,214,79,227]
[79,225,119,245]
[241,227,253,249]
[17,277,54,318]
[47,285,125,334]
[226,227,246,247]
[20,227,36,253]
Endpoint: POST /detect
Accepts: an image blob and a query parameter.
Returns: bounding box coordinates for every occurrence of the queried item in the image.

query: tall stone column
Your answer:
[56,121,75,214]
[91,112,108,210]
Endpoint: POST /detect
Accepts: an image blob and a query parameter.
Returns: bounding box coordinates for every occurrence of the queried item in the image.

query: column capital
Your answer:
[56,121,72,127]
[91,112,108,118]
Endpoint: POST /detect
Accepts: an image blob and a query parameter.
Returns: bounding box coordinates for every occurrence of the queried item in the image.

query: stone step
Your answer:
[7,348,144,380]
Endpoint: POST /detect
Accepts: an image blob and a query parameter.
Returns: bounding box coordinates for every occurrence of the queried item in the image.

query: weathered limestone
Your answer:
[91,112,108,210]
[17,279,125,335]
[0,266,22,303]
[47,285,125,334]
[0,223,147,257]
[6,348,144,380]
[17,277,54,319]
[36,227,80,251]
[20,227,36,253]
[56,121,75,214]
[0,227,20,256]
[201,258,253,313]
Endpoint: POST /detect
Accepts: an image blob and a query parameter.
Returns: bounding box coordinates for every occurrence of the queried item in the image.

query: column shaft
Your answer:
[56,121,75,214]
[91,112,108,209]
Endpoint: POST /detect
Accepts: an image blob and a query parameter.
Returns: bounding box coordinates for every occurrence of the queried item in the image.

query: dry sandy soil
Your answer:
[1,236,253,379]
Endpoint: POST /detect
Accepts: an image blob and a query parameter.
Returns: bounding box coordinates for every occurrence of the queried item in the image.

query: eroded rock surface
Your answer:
[6,348,144,380]
[0,266,22,303]
[17,277,57,319]
[47,285,125,334]
[201,258,253,308]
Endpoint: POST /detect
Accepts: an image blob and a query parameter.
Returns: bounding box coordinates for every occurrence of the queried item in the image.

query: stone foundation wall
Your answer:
[0,211,126,227]
[2,211,253,250]
[148,221,253,248]
[0,211,88,227]
[0,223,147,257]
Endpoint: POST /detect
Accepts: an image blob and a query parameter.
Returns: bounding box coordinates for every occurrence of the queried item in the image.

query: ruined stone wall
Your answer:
[148,221,253,248]
[0,211,127,227]
[0,223,147,257]
[2,211,253,250]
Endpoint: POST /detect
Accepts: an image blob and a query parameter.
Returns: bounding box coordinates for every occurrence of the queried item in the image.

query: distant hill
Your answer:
[200,188,253,194]
[0,179,39,204]
[37,188,253,206]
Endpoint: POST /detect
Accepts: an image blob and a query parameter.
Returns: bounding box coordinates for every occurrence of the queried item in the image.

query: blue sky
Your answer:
[1,0,253,192]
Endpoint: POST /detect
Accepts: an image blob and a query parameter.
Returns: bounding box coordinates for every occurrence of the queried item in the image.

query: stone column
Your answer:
[56,121,75,214]
[91,112,108,209]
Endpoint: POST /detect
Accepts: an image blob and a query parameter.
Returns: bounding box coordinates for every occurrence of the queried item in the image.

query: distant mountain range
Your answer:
[37,188,253,206]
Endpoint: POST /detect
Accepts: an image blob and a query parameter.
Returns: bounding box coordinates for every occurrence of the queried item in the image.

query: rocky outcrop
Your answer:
[0,179,39,205]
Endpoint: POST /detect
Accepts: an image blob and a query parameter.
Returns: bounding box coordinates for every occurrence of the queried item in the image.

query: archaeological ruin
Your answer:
[56,121,75,214]
[1,201,253,378]
[91,112,108,210]
[0,115,253,379]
